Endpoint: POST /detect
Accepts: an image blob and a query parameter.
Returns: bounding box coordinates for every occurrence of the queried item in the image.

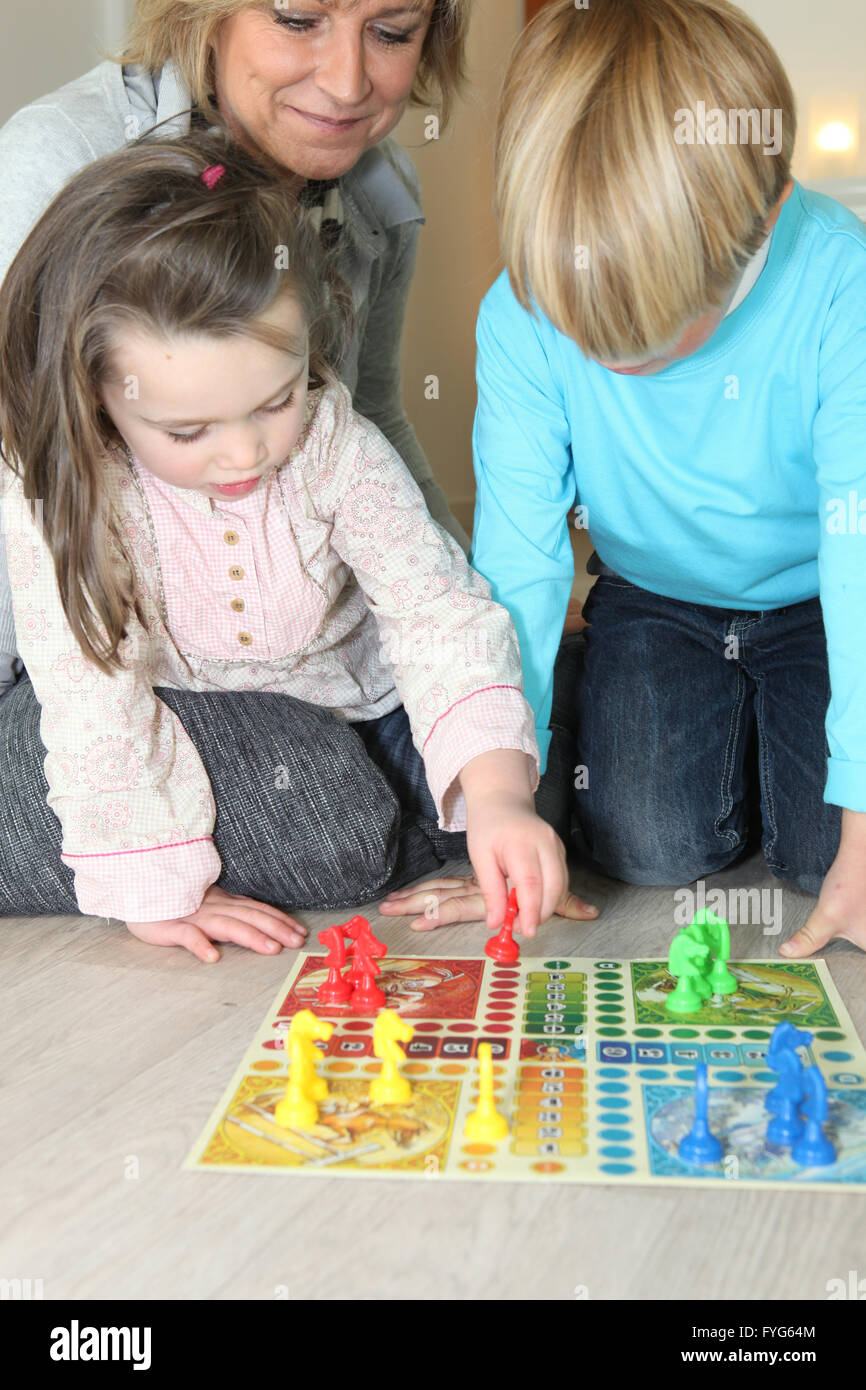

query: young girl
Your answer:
[0,131,569,959]
[387,0,866,956]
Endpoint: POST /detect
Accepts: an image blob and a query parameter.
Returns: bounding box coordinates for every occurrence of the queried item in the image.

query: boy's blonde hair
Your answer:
[495,0,796,362]
[121,0,471,130]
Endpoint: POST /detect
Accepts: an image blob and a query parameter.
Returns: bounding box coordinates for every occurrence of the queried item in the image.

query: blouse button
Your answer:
[224,530,239,545]
[231,598,245,613]
[238,631,253,646]
[229,565,244,580]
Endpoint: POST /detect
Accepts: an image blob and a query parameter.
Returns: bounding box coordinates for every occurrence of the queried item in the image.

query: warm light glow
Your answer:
[816,121,855,153]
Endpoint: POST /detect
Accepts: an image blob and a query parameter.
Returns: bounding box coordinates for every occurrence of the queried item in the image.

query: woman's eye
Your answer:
[273,13,414,46]
[168,427,206,445]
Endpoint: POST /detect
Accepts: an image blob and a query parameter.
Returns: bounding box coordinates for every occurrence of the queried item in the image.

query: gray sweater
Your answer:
[0,59,468,688]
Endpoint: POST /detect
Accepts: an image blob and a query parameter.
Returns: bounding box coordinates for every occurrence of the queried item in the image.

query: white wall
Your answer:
[0,0,133,125]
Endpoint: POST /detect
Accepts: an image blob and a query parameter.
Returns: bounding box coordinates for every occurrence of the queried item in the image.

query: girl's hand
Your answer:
[381,873,598,934]
[125,885,307,963]
[780,809,866,958]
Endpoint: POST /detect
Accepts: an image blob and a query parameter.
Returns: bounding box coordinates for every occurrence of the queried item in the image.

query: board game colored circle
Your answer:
[596,1111,630,1126]
[594,971,622,980]
[326,1061,355,1072]
[670,1027,700,1038]
[753,1071,776,1083]
[462,1143,496,1155]
[815,1030,846,1041]
[638,1068,669,1080]
[485,1011,515,1022]
[595,990,625,1000]
[414,1022,443,1033]
[343,1021,373,1031]
[600,1145,635,1159]
[598,1067,628,1078]
[448,1023,477,1033]
[595,961,622,969]
[599,1161,636,1174]
[439,1064,468,1075]
[485,1024,512,1034]
[492,970,520,982]
[713,1070,746,1082]
[251,1060,282,1071]
[532,1161,566,1173]
[675,1069,697,1081]
[597,1095,630,1109]
[489,990,518,1001]
[742,1029,771,1039]
[597,1027,627,1037]
[403,1063,430,1075]
[707,1028,736,1038]
[544,960,573,970]
[598,1081,629,1093]
[599,1128,635,1142]
[832,1072,863,1084]
[634,1027,664,1037]
[822,1050,854,1062]
[597,1004,626,1015]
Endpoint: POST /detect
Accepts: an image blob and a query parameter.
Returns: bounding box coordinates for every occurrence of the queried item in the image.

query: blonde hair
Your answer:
[121,0,471,130]
[0,131,352,674]
[495,0,796,362]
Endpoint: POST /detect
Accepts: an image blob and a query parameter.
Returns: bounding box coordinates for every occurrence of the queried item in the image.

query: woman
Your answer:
[0,0,478,929]
[0,0,471,694]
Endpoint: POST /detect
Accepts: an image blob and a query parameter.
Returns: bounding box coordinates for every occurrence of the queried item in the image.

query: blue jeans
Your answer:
[568,574,842,894]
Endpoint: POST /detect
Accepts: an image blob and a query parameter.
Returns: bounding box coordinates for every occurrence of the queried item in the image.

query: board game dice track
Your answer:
[185,953,866,1190]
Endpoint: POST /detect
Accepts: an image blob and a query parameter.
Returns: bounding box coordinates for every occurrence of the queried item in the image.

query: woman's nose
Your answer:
[315,28,373,109]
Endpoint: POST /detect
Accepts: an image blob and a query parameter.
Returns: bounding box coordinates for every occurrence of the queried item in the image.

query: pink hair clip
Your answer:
[201,164,226,190]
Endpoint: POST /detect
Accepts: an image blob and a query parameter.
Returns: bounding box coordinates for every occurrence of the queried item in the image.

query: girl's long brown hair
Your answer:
[0,131,353,673]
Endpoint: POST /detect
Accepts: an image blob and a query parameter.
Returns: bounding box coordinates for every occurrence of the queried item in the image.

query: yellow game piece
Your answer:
[274,1010,333,1130]
[369,1009,414,1106]
[464,1042,508,1142]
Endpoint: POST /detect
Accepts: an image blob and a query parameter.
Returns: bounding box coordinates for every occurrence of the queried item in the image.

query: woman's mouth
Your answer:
[288,106,367,132]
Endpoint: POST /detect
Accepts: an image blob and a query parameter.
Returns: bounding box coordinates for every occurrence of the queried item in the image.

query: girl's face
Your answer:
[100,296,309,502]
[211,0,436,182]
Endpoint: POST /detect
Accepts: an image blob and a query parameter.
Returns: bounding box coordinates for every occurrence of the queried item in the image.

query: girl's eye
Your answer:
[273,13,414,47]
[168,427,206,445]
[264,391,296,415]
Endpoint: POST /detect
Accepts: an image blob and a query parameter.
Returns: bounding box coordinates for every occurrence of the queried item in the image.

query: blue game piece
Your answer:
[791,1066,836,1168]
[767,1098,805,1147]
[678,1062,723,1165]
[765,1022,812,1115]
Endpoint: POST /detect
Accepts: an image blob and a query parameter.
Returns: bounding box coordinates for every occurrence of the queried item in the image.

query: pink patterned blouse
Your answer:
[2,382,537,921]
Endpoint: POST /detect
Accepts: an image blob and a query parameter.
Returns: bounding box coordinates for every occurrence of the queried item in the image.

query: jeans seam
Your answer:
[715,628,750,850]
[753,675,784,870]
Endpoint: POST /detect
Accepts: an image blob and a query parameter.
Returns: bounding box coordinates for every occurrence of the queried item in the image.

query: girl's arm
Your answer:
[314,383,565,932]
[0,467,222,923]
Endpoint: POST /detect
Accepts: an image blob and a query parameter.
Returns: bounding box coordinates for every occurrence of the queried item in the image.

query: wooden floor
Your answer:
[1,850,862,1302]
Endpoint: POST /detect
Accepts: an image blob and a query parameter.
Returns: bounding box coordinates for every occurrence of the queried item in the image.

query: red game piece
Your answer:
[345,919,388,1012]
[344,916,387,986]
[316,925,352,1005]
[485,888,520,963]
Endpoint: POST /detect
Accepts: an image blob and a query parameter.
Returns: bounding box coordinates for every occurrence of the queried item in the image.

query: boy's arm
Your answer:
[782,241,866,957]
[470,273,577,773]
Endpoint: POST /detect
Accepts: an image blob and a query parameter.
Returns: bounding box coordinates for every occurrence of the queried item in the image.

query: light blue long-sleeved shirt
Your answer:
[471,182,866,813]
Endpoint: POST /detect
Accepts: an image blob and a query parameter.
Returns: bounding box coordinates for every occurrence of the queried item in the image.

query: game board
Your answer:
[185,952,866,1190]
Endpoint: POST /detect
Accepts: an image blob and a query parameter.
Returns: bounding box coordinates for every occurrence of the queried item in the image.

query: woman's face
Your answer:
[211,1,436,181]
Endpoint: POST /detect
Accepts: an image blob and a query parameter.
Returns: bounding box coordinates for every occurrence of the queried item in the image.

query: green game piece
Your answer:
[687,911,737,997]
[666,930,711,1014]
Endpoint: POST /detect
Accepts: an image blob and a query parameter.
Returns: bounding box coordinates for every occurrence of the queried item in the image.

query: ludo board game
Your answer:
[186,951,866,1190]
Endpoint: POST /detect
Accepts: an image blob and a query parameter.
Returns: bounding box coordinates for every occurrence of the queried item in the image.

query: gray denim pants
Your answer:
[0,677,464,918]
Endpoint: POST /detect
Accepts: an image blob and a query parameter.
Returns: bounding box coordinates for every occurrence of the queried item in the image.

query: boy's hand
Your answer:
[381,873,597,934]
[125,885,307,962]
[780,809,866,958]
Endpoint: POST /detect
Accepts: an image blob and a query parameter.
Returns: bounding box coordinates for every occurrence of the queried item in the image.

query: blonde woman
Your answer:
[0,0,470,697]
[384,0,866,958]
